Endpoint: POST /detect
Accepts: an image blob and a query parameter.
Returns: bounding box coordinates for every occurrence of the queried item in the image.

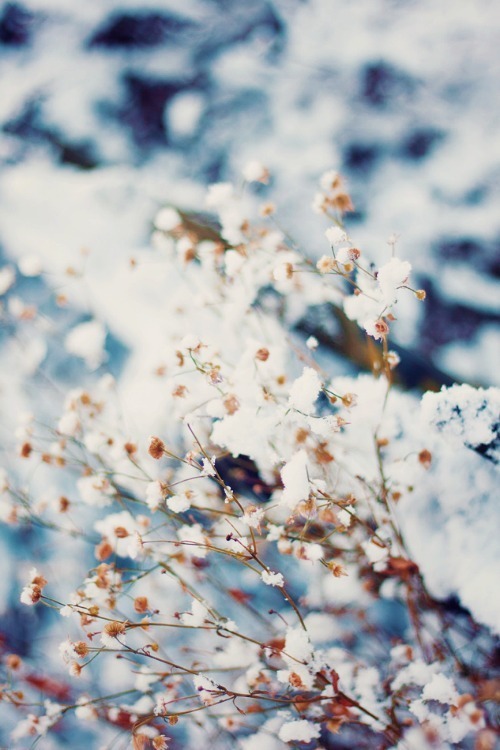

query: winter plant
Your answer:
[1,166,498,749]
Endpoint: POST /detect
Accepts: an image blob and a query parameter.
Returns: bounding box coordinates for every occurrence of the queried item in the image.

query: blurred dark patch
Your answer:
[202,153,227,183]
[436,237,500,279]
[401,128,444,160]
[89,12,194,48]
[3,99,99,169]
[215,455,276,502]
[104,330,129,378]
[419,278,500,349]
[361,61,415,107]
[344,142,381,174]
[0,2,37,46]
[344,208,366,225]
[437,238,482,262]
[463,184,488,205]
[370,599,409,638]
[117,74,186,148]
[489,242,500,278]
[3,99,45,142]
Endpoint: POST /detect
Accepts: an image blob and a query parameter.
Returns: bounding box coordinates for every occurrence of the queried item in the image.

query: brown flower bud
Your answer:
[223,394,240,414]
[134,596,149,614]
[103,621,126,639]
[95,539,113,561]
[59,496,70,512]
[329,562,348,578]
[73,641,89,658]
[418,449,432,469]
[148,436,166,460]
[6,654,22,670]
[20,442,32,458]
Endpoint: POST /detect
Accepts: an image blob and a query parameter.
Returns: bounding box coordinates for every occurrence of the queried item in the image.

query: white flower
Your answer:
[311,191,327,213]
[261,570,284,587]
[177,523,207,558]
[167,493,191,513]
[336,246,357,265]
[364,318,389,341]
[181,599,210,626]
[100,621,127,649]
[320,169,339,191]
[145,480,164,511]
[75,698,98,721]
[242,160,268,183]
[201,456,216,477]
[362,539,389,569]
[325,226,348,246]
[20,568,46,606]
[20,584,41,606]
[18,255,42,276]
[94,511,140,558]
[59,639,77,662]
[193,674,220,705]
[377,257,411,305]
[421,674,459,705]
[77,474,114,506]
[243,505,265,529]
[154,694,173,716]
[337,508,353,526]
[57,410,81,436]
[224,249,245,277]
[206,182,234,208]
[154,207,181,232]
[284,626,313,663]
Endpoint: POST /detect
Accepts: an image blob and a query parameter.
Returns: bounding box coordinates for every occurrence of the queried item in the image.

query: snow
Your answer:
[278,720,321,743]
[181,599,209,627]
[167,493,191,513]
[421,384,500,463]
[154,207,182,232]
[242,161,268,183]
[0,266,15,295]
[421,674,459,705]
[325,226,348,246]
[261,570,284,587]
[288,367,322,413]
[280,450,311,508]
[283,627,313,664]
[377,257,412,306]
[145,480,164,511]
[65,320,107,370]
